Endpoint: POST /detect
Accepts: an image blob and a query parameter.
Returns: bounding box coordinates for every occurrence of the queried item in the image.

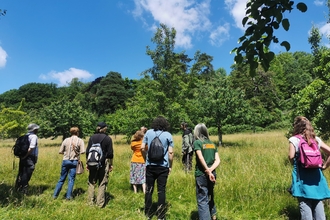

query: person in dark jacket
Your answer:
[86,122,113,207]
[181,122,193,171]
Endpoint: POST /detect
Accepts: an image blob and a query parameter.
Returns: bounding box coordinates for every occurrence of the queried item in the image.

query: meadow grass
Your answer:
[1,131,330,219]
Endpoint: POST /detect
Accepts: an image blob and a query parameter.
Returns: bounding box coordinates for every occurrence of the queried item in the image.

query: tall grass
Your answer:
[0,131,330,219]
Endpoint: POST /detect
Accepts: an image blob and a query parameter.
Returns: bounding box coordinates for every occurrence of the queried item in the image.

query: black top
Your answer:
[86,133,113,165]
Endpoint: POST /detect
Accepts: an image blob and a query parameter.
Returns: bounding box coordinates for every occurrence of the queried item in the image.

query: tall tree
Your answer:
[35,99,96,140]
[196,72,249,146]
[95,71,131,116]
[18,83,59,111]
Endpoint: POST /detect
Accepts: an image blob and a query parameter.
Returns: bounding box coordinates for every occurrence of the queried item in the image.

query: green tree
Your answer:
[35,99,96,140]
[196,72,249,146]
[18,83,59,111]
[0,100,29,139]
[291,79,330,139]
[0,89,21,108]
[95,71,131,116]
[271,52,313,104]
[233,0,308,75]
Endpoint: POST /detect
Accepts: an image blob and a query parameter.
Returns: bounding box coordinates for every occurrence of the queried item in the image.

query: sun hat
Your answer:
[27,123,40,133]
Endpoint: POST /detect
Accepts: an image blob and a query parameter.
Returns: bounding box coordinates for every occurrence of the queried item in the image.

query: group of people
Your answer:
[128,117,220,220]
[15,115,330,219]
[16,122,114,208]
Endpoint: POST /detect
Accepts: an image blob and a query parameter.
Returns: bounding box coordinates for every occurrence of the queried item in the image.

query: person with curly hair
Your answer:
[141,116,174,220]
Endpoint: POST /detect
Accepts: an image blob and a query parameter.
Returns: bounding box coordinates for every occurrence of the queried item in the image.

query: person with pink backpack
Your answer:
[288,116,330,220]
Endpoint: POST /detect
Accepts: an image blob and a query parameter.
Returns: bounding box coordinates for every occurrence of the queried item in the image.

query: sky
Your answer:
[0,0,329,94]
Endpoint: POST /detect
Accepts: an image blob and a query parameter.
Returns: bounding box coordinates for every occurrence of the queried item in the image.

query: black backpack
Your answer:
[87,135,106,168]
[148,131,167,162]
[12,135,30,157]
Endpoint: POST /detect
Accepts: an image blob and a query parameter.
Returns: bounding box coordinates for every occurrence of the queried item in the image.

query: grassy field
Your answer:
[1,130,330,220]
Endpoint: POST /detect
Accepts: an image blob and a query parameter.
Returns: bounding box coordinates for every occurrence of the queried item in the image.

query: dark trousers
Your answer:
[145,165,169,219]
[16,155,37,189]
[182,151,193,171]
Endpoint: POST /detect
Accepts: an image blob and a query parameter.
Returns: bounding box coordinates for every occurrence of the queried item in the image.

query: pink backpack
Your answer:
[295,135,323,169]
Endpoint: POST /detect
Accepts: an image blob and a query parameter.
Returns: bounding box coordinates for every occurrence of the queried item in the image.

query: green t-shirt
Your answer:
[194,139,218,177]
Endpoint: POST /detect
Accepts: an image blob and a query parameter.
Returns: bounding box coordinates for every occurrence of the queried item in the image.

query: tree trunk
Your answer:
[217,122,222,147]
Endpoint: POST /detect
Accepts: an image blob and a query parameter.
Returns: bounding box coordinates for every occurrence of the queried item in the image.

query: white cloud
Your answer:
[40,67,93,86]
[133,0,212,49]
[319,23,330,36]
[225,0,247,30]
[209,23,230,47]
[314,0,325,6]
[0,46,8,68]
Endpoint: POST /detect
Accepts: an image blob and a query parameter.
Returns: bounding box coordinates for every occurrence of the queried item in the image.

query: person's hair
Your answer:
[140,126,147,134]
[132,130,144,141]
[292,116,316,145]
[96,126,107,133]
[194,123,209,141]
[181,122,188,129]
[151,116,170,131]
[70,127,79,135]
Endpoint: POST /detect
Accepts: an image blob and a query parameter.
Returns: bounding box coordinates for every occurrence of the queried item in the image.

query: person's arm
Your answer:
[288,142,296,165]
[106,137,114,172]
[182,135,189,153]
[22,135,36,159]
[168,146,174,173]
[79,138,86,154]
[320,141,330,169]
[196,149,220,182]
[59,139,66,154]
[141,142,147,159]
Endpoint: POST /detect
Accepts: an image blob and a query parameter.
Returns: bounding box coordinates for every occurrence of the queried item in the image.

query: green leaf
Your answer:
[280,41,291,51]
[238,36,246,44]
[282,18,290,31]
[297,3,307,13]
[242,17,249,26]
[230,47,237,55]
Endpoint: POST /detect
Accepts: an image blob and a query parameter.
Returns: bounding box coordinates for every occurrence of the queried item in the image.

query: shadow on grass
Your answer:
[0,182,49,207]
[73,187,85,198]
[279,204,300,220]
[189,210,198,220]
[141,202,170,219]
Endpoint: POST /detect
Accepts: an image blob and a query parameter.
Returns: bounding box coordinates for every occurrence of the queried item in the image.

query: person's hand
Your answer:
[205,168,216,183]
[208,173,216,183]
[169,167,172,175]
[322,164,328,170]
[108,165,113,173]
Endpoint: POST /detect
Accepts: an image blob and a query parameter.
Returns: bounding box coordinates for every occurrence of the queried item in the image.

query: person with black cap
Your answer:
[86,122,113,207]
[15,123,40,193]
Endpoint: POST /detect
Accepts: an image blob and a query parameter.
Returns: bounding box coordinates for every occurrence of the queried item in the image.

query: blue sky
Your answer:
[0,0,329,94]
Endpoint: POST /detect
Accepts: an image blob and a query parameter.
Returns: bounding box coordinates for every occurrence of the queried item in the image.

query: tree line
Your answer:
[1,23,329,144]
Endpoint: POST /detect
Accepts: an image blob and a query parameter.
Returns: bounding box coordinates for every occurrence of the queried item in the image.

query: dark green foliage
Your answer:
[233,0,308,75]
[95,71,131,116]
[18,83,59,111]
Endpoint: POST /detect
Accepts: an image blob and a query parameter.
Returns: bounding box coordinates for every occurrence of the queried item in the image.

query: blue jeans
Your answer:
[298,198,326,220]
[145,165,169,219]
[196,173,217,220]
[53,160,77,199]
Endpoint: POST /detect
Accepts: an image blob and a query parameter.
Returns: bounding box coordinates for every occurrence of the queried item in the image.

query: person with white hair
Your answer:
[15,123,40,193]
